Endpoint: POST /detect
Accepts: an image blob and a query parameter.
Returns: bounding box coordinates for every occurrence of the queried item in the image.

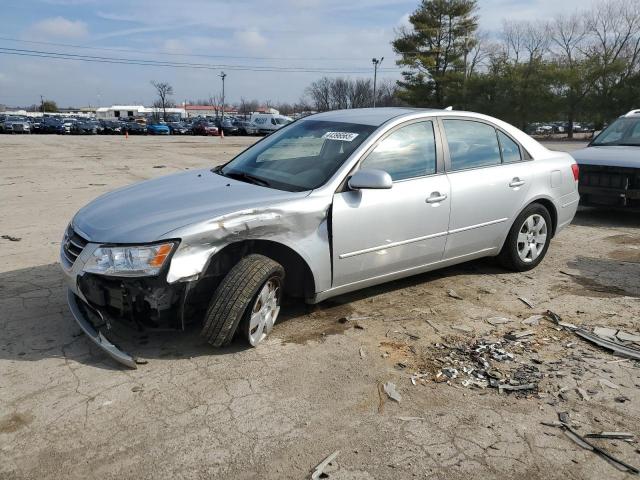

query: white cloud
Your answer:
[30,17,89,38]
[234,29,268,50]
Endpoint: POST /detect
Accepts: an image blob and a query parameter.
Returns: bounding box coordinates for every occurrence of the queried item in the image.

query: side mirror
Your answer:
[348,169,393,190]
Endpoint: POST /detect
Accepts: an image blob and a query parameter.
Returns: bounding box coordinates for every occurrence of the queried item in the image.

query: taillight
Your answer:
[571,163,579,181]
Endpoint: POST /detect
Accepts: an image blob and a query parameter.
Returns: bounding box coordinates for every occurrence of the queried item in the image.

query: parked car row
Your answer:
[0,113,293,136]
[527,121,596,136]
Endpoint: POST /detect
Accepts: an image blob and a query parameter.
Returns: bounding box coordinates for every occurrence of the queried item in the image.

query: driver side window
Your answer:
[360,121,437,181]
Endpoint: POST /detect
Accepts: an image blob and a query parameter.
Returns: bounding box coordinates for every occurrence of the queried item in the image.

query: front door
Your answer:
[332,120,451,287]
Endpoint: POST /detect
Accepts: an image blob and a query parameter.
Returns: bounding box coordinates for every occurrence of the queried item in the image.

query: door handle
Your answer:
[509,177,525,188]
[426,192,448,203]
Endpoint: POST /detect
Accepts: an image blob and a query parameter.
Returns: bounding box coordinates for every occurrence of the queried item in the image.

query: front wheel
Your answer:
[498,203,552,271]
[201,254,284,347]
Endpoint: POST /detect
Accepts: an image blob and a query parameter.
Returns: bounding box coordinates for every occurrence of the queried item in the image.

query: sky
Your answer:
[0,0,588,108]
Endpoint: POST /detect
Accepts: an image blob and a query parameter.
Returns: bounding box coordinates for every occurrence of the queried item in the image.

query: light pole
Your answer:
[219,71,227,123]
[372,57,383,108]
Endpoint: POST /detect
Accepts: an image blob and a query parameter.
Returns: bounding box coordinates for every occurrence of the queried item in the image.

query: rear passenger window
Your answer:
[443,120,501,171]
[360,121,436,181]
[498,130,521,163]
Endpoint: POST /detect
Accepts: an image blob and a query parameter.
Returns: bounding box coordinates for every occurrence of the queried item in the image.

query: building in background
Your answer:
[95,105,185,120]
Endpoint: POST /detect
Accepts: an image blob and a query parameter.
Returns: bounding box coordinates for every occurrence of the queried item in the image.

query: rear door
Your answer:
[332,120,451,287]
[439,118,532,259]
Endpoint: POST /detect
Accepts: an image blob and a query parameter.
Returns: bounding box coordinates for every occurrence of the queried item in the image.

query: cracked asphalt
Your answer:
[1,135,639,479]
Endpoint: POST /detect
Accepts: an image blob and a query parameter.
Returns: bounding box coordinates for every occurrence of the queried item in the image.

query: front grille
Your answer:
[62,225,88,267]
[579,165,639,189]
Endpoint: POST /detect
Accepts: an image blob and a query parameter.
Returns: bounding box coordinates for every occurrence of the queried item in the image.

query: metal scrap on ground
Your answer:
[544,414,640,475]
[311,450,340,480]
[518,296,535,308]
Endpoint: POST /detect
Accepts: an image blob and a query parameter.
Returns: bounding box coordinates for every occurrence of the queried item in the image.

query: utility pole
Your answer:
[372,57,383,108]
[40,95,44,118]
[219,71,227,123]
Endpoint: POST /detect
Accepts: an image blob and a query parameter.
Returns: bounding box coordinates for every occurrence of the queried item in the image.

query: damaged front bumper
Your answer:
[66,289,138,368]
[60,235,201,368]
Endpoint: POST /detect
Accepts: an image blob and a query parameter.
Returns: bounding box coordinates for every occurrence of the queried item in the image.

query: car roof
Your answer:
[623,109,640,117]
[308,107,435,126]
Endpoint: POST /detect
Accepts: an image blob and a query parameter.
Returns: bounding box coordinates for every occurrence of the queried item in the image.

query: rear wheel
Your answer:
[200,254,284,347]
[498,203,552,271]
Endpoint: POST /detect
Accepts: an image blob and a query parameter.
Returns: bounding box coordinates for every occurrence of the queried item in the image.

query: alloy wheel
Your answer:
[517,214,548,263]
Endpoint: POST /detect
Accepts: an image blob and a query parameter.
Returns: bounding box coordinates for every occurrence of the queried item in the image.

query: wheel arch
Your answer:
[498,196,559,254]
[199,239,316,300]
[526,196,558,237]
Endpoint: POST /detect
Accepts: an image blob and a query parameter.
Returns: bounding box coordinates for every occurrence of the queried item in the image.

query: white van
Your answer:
[250,113,293,135]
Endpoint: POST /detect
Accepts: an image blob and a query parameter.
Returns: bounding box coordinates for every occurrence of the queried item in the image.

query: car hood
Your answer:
[72,169,308,243]
[571,146,640,168]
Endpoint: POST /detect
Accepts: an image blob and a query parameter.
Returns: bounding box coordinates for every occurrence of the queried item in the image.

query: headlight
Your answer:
[83,242,175,276]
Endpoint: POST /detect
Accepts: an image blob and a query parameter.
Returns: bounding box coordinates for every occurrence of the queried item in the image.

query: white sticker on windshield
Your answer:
[322,131,359,142]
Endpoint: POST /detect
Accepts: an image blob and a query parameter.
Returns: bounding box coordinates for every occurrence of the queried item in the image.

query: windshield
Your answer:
[592,117,640,146]
[219,119,377,192]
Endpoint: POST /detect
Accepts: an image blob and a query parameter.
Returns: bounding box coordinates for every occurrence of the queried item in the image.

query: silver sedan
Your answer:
[61,108,579,367]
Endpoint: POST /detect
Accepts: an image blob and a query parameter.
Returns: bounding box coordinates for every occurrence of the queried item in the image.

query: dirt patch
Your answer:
[275,301,356,344]
[0,412,33,433]
[553,277,635,298]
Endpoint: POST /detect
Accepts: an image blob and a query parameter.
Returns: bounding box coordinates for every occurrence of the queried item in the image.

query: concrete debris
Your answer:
[437,368,459,380]
[311,450,340,480]
[451,324,473,333]
[599,378,620,390]
[518,296,535,308]
[410,373,429,385]
[431,339,542,394]
[462,379,489,389]
[498,383,536,393]
[478,287,497,294]
[616,330,640,343]
[593,327,618,341]
[359,347,366,359]
[1,234,21,241]
[447,289,463,300]
[397,416,425,421]
[522,315,544,326]
[486,317,512,326]
[576,387,590,401]
[545,419,640,474]
[505,330,535,341]
[383,382,402,402]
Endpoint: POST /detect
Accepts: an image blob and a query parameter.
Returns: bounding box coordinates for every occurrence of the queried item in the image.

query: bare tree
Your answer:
[208,93,223,118]
[151,81,174,121]
[585,0,640,105]
[306,77,332,111]
[550,13,592,137]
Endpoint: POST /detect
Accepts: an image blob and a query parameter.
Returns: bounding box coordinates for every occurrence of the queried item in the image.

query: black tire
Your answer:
[201,254,285,347]
[498,203,552,272]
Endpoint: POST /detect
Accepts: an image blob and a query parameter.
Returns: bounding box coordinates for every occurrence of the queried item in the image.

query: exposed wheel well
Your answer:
[198,240,315,300]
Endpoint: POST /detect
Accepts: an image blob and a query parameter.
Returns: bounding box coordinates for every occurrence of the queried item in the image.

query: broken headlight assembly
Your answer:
[83,242,176,277]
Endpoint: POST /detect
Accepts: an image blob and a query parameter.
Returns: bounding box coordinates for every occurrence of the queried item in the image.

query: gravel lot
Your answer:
[1,135,639,479]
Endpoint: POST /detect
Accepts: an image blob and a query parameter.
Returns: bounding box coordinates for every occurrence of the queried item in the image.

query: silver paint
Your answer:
[64,108,580,305]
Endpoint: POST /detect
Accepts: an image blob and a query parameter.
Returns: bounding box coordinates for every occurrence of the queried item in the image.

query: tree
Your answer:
[584,0,640,122]
[549,14,595,138]
[392,0,479,107]
[208,93,223,118]
[151,81,174,121]
[42,100,58,113]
